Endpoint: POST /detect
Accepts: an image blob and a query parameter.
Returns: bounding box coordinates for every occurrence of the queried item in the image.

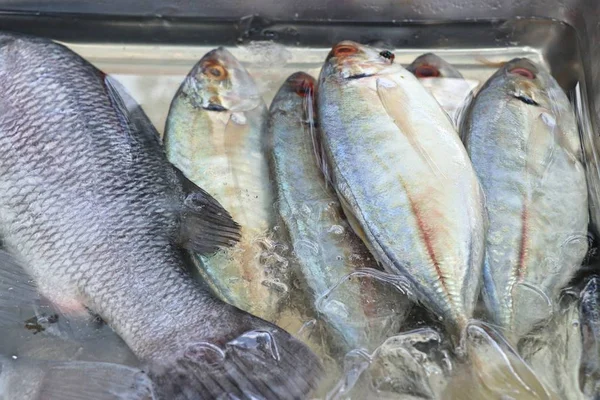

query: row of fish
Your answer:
[162,37,595,398]
[0,30,596,399]
[168,41,593,395]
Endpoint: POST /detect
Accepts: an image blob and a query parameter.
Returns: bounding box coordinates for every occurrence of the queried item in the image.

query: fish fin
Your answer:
[149,320,323,400]
[375,78,446,180]
[452,83,477,131]
[104,75,163,148]
[449,321,556,399]
[525,112,558,195]
[335,190,378,259]
[303,80,333,188]
[511,281,554,338]
[540,111,582,164]
[230,111,248,125]
[222,113,250,226]
[0,356,155,400]
[174,167,242,255]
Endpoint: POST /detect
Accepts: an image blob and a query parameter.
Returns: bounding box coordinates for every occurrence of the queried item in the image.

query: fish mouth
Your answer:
[203,103,228,112]
[345,73,375,80]
[512,93,540,107]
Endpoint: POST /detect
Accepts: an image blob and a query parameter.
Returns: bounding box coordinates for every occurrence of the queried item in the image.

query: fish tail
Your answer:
[448,321,556,399]
[148,310,323,400]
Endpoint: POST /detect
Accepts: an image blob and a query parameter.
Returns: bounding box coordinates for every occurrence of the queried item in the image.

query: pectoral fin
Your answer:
[175,167,242,255]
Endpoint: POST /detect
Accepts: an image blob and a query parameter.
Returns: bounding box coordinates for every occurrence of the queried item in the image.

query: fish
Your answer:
[461,58,589,340]
[0,356,155,400]
[579,275,600,398]
[519,293,584,400]
[406,52,478,129]
[164,48,285,322]
[317,41,486,338]
[269,71,410,353]
[0,32,321,399]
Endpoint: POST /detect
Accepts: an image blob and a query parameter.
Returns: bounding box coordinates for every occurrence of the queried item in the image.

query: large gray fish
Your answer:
[0,33,321,399]
[406,53,478,129]
[164,48,286,323]
[269,72,409,353]
[317,41,485,338]
[461,58,589,340]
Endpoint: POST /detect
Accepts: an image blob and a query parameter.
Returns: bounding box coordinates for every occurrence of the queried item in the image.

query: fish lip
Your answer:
[345,73,374,81]
[202,103,228,112]
[512,93,540,107]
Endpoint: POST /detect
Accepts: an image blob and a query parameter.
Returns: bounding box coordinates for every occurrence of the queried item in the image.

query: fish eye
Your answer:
[414,65,440,78]
[333,44,358,57]
[202,61,228,80]
[379,50,395,63]
[509,67,535,79]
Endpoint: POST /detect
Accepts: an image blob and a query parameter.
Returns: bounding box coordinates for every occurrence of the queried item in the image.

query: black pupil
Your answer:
[210,68,221,77]
[380,51,393,59]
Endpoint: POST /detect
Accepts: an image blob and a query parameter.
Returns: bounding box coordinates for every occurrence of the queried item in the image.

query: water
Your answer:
[1,15,597,399]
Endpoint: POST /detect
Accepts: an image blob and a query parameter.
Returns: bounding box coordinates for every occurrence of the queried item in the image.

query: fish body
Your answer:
[165,48,284,321]
[461,58,588,339]
[407,52,478,129]
[317,41,485,336]
[0,33,321,399]
[270,72,408,352]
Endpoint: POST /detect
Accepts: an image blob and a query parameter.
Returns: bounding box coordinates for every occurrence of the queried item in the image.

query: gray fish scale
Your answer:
[0,36,212,359]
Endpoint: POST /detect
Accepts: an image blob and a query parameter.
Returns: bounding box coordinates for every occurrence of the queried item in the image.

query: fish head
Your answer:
[407,53,464,79]
[493,58,561,111]
[272,72,317,114]
[322,41,397,81]
[184,47,262,113]
[284,71,316,99]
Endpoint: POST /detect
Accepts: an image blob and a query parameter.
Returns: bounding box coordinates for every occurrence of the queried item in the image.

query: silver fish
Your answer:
[317,41,485,337]
[579,275,600,398]
[461,58,589,340]
[0,33,321,399]
[164,48,286,322]
[406,52,478,129]
[269,71,409,353]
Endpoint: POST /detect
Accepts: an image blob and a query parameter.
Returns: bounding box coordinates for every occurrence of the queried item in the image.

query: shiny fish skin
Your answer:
[461,58,588,339]
[0,33,321,399]
[317,41,486,337]
[269,72,408,353]
[164,48,284,322]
